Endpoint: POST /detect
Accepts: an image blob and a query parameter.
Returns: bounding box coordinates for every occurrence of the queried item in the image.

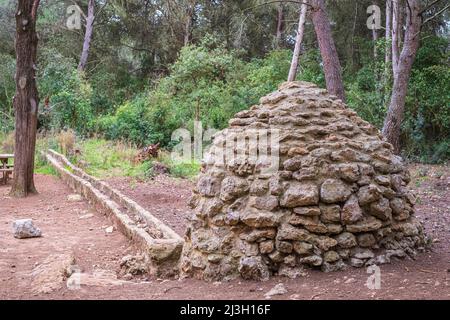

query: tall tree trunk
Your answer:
[391,0,400,77]
[10,0,40,197]
[184,3,194,46]
[184,17,192,46]
[371,0,380,60]
[78,0,94,72]
[287,0,308,81]
[350,1,358,70]
[275,1,284,48]
[382,0,422,154]
[385,0,392,66]
[398,1,404,47]
[372,28,379,60]
[384,0,393,104]
[310,0,345,101]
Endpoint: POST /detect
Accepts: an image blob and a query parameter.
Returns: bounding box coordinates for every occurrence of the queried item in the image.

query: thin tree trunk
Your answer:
[398,1,404,48]
[183,1,195,46]
[288,0,308,81]
[392,0,400,77]
[385,0,392,66]
[371,0,380,60]
[350,1,358,70]
[10,0,40,197]
[275,1,284,48]
[78,0,94,72]
[184,17,192,46]
[384,0,393,104]
[382,0,422,154]
[373,28,379,60]
[310,0,345,101]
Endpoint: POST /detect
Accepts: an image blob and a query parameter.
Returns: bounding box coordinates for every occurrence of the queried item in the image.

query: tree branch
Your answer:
[420,0,443,14]
[422,4,450,25]
[244,1,313,13]
[93,0,109,24]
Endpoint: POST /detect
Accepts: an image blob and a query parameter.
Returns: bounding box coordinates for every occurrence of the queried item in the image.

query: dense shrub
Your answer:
[403,65,450,163]
[1,33,448,163]
[346,36,449,163]
[38,50,94,135]
[0,53,15,133]
[97,43,293,147]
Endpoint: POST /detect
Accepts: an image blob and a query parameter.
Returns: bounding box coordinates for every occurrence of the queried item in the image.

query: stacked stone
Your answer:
[180,81,427,281]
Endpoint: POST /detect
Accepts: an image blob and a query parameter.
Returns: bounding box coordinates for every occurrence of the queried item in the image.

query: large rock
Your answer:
[280,182,319,207]
[319,204,341,223]
[370,198,392,220]
[197,175,221,197]
[358,184,382,205]
[249,195,279,211]
[31,253,75,293]
[346,217,383,233]
[277,224,311,241]
[335,232,357,248]
[320,179,352,203]
[341,195,363,224]
[220,176,249,201]
[12,219,42,239]
[238,256,270,281]
[241,209,282,227]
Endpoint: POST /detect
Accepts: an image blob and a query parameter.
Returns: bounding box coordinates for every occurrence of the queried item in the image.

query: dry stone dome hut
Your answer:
[181,81,427,281]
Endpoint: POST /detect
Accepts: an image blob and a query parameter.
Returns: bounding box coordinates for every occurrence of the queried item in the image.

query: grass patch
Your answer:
[166,161,201,179]
[73,139,144,178]
[3,131,200,180]
[35,164,58,176]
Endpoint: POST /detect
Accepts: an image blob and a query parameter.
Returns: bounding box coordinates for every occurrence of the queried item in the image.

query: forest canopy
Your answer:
[0,0,449,163]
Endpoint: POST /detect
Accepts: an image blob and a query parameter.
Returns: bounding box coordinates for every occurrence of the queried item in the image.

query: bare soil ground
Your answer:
[0,164,449,300]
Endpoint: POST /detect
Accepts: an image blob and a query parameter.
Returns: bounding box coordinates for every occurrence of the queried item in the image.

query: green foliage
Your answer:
[141,155,200,179]
[74,139,142,178]
[0,53,15,133]
[296,49,326,88]
[38,51,94,135]
[97,93,175,146]
[345,36,450,163]
[0,0,448,166]
[35,164,58,176]
[346,64,388,129]
[169,161,201,179]
[98,43,292,147]
[403,64,450,163]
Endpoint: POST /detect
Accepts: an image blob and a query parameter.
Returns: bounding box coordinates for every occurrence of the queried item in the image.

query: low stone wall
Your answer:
[46,149,184,278]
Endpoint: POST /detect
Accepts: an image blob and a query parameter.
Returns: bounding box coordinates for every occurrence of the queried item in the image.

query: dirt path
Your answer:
[1,164,449,300]
[0,175,134,299]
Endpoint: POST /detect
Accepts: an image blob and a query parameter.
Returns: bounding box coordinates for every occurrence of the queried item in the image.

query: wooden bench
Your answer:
[0,154,14,185]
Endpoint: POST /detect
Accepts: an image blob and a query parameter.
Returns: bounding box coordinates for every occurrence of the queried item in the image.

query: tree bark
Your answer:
[78,0,94,72]
[287,0,308,82]
[384,0,393,103]
[183,3,193,46]
[382,0,422,154]
[385,0,392,66]
[275,1,284,48]
[350,1,358,70]
[391,0,400,77]
[372,28,379,60]
[10,0,40,197]
[310,0,345,101]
